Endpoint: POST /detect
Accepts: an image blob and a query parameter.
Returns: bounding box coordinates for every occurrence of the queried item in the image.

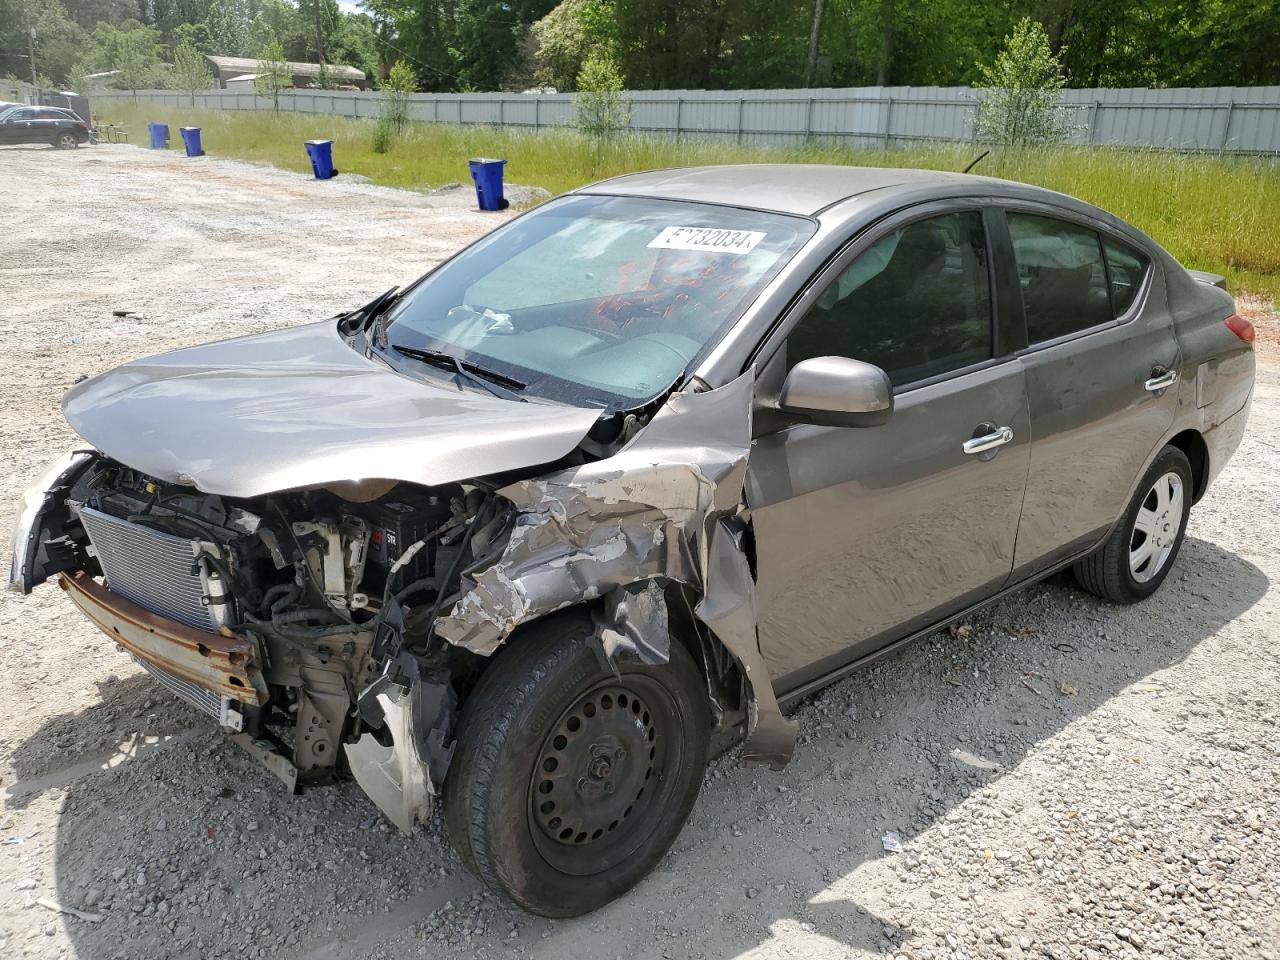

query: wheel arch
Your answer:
[461,581,748,733]
[1166,428,1209,503]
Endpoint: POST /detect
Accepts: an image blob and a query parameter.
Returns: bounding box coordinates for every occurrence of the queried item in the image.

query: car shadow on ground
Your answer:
[6,534,1268,960]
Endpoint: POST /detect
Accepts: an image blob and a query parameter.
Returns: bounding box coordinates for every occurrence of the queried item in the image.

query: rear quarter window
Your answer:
[1007,212,1112,344]
[1103,239,1149,315]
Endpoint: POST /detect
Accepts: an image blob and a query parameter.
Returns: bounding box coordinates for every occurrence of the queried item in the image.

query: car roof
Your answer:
[576,164,1021,216]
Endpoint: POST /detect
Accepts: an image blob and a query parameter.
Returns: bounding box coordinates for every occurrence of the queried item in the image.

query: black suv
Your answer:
[0,106,90,149]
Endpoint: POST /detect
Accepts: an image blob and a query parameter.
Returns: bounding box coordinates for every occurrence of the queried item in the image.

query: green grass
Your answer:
[102,102,1280,306]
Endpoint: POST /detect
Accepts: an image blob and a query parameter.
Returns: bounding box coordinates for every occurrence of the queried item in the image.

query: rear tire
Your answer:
[55,132,78,150]
[1073,445,1192,603]
[444,614,709,917]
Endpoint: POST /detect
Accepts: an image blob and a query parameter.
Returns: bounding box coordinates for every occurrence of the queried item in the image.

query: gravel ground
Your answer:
[0,143,1277,960]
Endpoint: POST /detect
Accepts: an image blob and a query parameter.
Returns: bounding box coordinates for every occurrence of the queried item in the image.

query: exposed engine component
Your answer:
[59,457,500,789]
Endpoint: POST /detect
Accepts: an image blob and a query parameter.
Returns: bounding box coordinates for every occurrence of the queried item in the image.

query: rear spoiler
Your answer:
[1187,269,1227,289]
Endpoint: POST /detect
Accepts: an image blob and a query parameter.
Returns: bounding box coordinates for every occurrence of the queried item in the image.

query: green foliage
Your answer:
[204,0,252,57]
[371,113,394,153]
[66,61,90,94]
[171,38,212,104]
[173,22,215,55]
[975,18,1073,146]
[531,0,616,90]
[5,0,1280,95]
[108,23,163,94]
[575,52,628,138]
[296,0,341,66]
[1,0,89,86]
[255,37,291,110]
[374,58,416,152]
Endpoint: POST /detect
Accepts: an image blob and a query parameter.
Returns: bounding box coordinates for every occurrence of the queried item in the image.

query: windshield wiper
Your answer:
[391,344,528,401]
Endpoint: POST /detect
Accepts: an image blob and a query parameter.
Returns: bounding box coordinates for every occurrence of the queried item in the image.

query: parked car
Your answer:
[0,105,90,148]
[9,165,1254,916]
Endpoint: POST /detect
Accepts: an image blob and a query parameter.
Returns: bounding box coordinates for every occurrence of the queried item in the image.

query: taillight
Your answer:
[1224,313,1255,343]
[76,121,87,129]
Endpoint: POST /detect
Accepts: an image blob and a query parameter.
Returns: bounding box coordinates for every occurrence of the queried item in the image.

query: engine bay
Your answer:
[52,455,511,787]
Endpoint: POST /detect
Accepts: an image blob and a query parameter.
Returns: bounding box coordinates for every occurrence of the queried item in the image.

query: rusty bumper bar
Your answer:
[59,572,266,707]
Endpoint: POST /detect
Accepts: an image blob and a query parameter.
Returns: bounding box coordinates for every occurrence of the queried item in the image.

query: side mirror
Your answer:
[777,356,893,428]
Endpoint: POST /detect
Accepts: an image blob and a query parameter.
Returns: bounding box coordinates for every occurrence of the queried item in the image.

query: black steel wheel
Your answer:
[444,613,709,916]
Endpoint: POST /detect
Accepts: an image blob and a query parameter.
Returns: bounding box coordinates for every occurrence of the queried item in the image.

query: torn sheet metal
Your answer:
[595,579,672,666]
[435,371,797,768]
[696,517,796,769]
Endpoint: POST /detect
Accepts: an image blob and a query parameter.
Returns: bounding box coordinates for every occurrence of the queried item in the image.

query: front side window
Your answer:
[381,195,814,409]
[1008,212,1112,343]
[785,211,994,387]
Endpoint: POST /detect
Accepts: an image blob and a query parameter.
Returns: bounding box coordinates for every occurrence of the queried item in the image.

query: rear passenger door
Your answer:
[1002,207,1181,577]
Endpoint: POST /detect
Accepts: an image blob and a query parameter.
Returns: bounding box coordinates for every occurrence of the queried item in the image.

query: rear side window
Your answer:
[36,109,67,120]
[1103,239,1148,315]
[1008,212,1111,343]
[786,210,993,387]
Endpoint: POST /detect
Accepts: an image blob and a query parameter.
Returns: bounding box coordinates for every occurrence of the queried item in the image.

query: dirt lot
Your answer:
[1,144,1278,960]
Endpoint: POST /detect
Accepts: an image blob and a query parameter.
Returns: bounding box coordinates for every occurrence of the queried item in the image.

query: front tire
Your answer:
[444,614,710,917]
[1073,445,1193,603]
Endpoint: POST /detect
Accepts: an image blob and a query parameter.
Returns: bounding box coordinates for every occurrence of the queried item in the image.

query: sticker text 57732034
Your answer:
[647,226,766,256]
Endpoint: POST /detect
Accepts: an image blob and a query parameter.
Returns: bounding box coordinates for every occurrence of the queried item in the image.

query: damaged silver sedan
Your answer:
[9,165,1254,916]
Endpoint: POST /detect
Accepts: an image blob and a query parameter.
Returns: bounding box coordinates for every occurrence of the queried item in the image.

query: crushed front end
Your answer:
[9,451,505,818]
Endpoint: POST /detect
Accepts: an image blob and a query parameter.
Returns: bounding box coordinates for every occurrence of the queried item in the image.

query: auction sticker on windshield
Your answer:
[648,226,767,255]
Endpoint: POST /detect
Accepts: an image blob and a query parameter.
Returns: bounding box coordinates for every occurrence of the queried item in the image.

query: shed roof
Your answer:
[203,55,365,82]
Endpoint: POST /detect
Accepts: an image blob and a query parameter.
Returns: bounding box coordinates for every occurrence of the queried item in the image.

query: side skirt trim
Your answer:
[776,548,1092,710]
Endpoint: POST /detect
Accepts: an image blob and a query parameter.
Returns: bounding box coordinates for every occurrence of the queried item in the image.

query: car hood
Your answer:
[62,321,604,498]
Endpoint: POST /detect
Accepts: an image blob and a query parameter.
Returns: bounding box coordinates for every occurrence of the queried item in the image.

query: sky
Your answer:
[336,0,363,12]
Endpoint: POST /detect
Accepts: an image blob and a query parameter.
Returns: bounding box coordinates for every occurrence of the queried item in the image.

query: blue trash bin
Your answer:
[179,126,204,157]
[304,139,337,180]
[147,122,169,150]
[468,157,508,211]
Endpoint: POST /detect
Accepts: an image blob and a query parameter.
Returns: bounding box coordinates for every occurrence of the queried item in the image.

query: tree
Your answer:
[67,60,90,93]
[254,36,290,111]
[373,57,416,153]
[171,37,211,105]
[531,0,617,90]
[204,0,251,57]
[575,51,628,170]
[113,28,154,96]
[974,17,1073,146]
[173,22,215,55]
[296,0,340,72]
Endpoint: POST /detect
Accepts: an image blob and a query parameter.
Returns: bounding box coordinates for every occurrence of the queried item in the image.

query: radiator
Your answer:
[77,505,231,632]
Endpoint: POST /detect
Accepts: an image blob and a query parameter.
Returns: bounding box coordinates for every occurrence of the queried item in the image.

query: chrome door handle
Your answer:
[962,425,1014,455]
[1145,368,1178,392]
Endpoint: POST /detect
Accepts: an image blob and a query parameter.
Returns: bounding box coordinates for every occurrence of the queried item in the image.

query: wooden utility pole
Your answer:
[24,1,38,87]
[804,0,825,87]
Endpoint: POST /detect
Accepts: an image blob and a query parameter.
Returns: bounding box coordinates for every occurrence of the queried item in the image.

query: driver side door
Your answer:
[0,108,36,144]
[745,203,1031,694]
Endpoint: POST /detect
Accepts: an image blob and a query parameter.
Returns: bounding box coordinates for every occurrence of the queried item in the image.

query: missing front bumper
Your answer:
[58,571,267,714]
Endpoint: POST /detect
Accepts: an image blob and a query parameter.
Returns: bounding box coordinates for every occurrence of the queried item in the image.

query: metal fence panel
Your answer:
[91,85,1280,154]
